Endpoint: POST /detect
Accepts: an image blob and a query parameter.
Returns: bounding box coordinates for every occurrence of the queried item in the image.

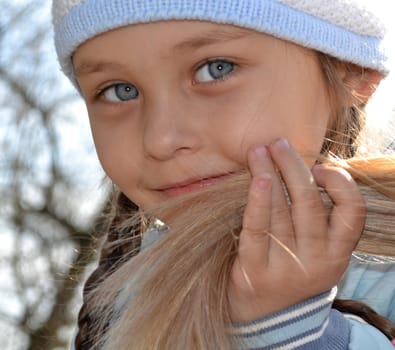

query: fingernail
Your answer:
[275,138,290,150]
[254,145,268,158]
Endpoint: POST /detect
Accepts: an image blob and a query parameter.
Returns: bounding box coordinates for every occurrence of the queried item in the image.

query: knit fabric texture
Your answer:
[52,0,391,85]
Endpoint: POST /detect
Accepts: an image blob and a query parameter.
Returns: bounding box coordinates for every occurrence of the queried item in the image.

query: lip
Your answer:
[159,174,232,198]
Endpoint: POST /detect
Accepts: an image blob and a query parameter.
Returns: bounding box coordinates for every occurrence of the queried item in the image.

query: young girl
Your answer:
[52,0,395,349]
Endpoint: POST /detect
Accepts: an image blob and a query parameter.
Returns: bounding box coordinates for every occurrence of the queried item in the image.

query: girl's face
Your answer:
[74,21,332,209]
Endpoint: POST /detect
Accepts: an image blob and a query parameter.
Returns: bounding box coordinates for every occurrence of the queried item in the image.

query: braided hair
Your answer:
[75,192,141,350]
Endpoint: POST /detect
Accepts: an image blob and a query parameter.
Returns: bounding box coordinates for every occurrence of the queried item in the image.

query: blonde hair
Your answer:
[74,54,395,349]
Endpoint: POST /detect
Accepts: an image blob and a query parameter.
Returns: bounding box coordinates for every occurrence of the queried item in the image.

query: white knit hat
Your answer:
[52,0,391,85]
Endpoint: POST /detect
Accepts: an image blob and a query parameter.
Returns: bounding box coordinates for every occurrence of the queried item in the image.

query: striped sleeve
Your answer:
[231,287,350,349]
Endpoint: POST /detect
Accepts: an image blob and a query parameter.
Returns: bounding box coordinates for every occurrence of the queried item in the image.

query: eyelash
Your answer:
[99,82,139,104]
[193,58,238,85]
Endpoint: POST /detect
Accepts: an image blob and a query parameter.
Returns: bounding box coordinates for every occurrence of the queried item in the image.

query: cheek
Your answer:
[201,87,277,156]
[208,82,330,166]
[93,137,151,206]
[88,111,141,184]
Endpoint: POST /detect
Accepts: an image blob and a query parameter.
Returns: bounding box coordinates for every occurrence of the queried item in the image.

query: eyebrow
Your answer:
[173,27,254,51]
[74,61,127,77]
[74,28,253,77]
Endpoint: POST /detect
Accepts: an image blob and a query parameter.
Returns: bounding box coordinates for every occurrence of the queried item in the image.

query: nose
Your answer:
[142,94,202,161]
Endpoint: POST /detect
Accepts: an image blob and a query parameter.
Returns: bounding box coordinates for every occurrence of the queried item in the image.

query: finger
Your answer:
[269,139,328,247]
[312,164,365,257]
[249,145,295,250]
[239,173,272,269]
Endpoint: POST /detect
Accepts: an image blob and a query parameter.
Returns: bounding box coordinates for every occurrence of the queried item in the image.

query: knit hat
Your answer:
[53,0,391,85]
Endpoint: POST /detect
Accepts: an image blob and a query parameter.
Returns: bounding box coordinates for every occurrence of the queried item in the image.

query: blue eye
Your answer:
[102,83,139,102]
[195,60,235,83]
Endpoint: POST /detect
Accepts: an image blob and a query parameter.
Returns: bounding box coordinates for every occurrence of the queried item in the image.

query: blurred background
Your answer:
[0,1,107,349]
[0,1,394,350]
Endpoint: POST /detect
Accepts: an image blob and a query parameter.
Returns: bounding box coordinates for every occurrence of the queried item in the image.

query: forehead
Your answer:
[73,20,276,75]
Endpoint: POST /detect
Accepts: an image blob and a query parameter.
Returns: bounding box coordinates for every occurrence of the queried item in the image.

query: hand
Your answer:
[228,138,366,323]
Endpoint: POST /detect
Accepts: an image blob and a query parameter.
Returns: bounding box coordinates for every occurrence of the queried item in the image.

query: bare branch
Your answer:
[0,2,105,349]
